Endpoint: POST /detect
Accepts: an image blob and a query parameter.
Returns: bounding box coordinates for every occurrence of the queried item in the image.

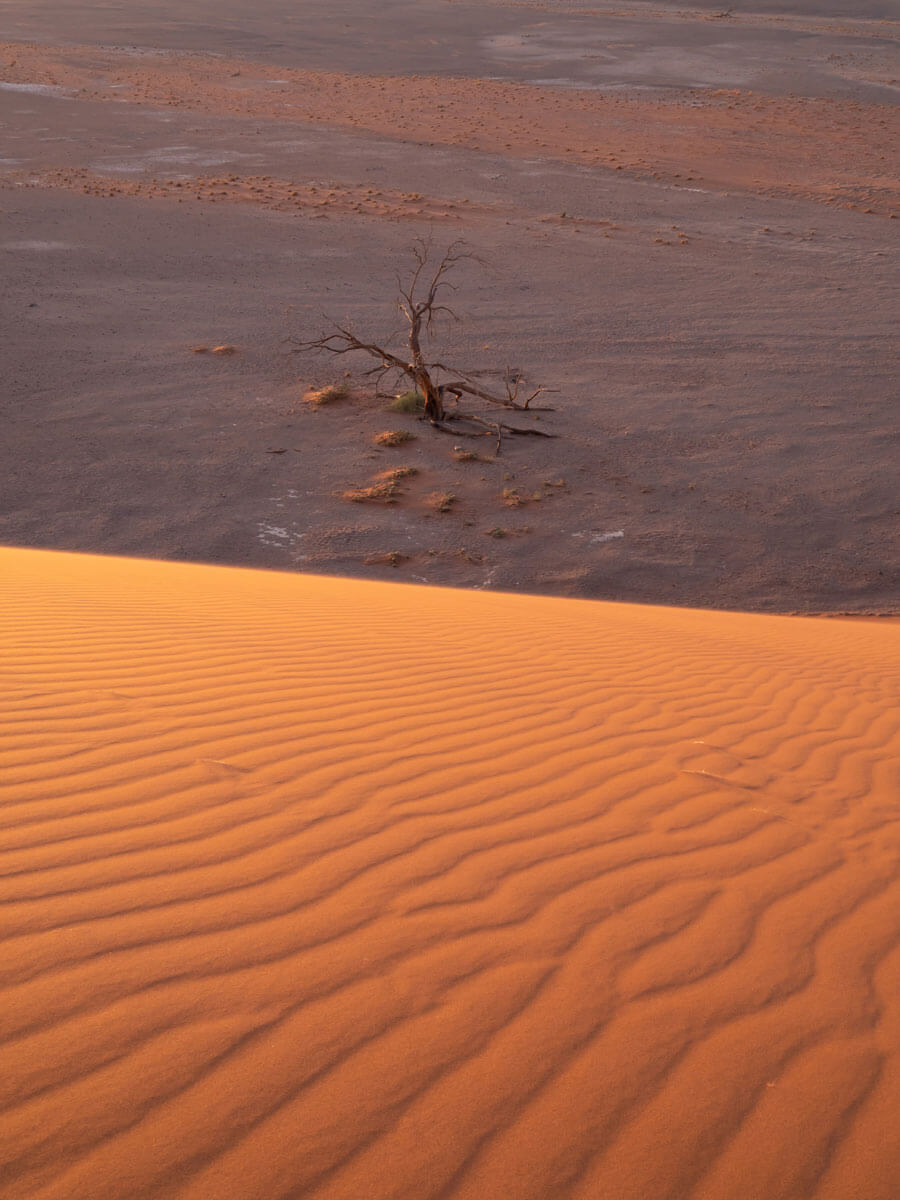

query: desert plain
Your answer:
[1,1,899,1198]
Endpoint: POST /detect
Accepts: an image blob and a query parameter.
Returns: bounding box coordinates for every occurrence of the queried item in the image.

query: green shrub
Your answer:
[389,390,425,413]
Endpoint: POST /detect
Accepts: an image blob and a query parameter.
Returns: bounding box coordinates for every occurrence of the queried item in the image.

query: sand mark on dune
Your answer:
[1,548,899,1199]
[1,41,897,212]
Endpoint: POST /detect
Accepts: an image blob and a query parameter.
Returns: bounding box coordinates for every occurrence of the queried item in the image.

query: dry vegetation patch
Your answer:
[428,491,457,514]
[342,480,401,504]
[305,382,350,407]
[343,466,418,505]
[484,525,531,539]
[374,430,416,447]
[363,551,410,567]
[376,467,418,482]
[389,391,425,414]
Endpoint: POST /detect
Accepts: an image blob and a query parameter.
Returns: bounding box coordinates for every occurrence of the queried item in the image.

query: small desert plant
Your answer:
[502,488,525,507]
[342,480,401,504]
[452,448,492,463]
[364,551,409,567]
[376,466,418,482]
[374,430,416,447]
[306,381,349,407]
[428,491,457,513]
[485,527,507,539]
[343,466,417,504]
[389,390,425,413]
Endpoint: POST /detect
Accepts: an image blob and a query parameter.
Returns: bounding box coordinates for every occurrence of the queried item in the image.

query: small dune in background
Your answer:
[1,546,898,1200]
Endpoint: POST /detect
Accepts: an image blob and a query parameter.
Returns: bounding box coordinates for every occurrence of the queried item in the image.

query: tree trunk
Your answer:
[417,371,444,422]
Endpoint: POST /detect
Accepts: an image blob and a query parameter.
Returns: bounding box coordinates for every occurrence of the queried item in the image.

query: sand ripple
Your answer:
[1,548,898,1198]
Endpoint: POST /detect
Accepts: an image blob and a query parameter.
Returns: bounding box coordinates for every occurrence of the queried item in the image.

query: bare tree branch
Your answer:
[291,241,557,444]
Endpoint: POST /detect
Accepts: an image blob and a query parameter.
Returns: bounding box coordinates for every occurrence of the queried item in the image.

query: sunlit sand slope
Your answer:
[1,547,898,1200]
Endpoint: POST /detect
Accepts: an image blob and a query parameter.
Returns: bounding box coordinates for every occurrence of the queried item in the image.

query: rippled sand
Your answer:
[2,546,898,1198]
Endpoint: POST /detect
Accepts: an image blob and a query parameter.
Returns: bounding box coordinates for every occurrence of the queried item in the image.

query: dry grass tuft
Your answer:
[502,488,525,507]
[344,465,417,504]
[305,382,350,407]
[364,551,410,567]
[452,448,492,463]
[484,525,530,538]
[211,344,237,355]
[342,480,401,504]
[428,491,457,514]
[374,430,416,447]
[375,467,418,482]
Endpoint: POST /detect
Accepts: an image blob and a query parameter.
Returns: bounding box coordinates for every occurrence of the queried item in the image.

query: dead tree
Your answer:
[289,241,555,453]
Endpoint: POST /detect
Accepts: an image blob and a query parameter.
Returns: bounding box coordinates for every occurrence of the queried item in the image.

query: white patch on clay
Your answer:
[0,82,68,97]
[2,240,74,251]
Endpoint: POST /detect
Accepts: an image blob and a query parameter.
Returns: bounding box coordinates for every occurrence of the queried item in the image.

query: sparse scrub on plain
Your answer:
[343,466,417,504]
[363,551,410,567]
[376,467,418,482]
[484,525,530,538]
[389,390,425,413]
[305,382,349,407]
[374,430,416,447]
[342,480,401,504]
[428,491,457,513]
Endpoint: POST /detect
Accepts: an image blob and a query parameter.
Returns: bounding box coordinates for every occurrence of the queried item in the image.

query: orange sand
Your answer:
[1,546,899,1199]
[4,41,898,213]
[5,167,476,223]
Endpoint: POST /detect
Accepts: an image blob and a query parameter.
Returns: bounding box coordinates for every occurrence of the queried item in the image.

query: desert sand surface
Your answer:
[3,4,899,1197]
[2,0,898,611]
[1,544,899,1199]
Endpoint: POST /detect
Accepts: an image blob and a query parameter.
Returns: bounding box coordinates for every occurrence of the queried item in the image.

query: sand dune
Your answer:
[1,546,898,1198]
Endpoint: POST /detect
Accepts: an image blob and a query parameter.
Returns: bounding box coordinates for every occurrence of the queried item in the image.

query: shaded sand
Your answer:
[1,546,899,1199]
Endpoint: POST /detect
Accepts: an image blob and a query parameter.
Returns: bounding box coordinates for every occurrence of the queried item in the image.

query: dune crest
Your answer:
[1,547,898,1199]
